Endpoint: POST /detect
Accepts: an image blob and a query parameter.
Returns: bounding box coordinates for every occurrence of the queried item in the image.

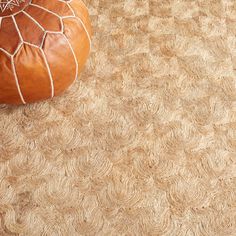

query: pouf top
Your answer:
[0,0,30,17]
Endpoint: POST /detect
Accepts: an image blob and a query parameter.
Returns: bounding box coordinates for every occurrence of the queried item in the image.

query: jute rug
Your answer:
[1,0,236,235]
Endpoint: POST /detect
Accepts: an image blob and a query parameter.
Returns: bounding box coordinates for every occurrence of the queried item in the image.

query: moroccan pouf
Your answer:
[0,0,92,104]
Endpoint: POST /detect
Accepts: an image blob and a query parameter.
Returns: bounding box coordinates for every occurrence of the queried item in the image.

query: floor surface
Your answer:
[1,0,236,235]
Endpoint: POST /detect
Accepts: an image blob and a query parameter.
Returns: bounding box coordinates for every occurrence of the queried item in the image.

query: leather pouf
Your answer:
[0,0,92,104]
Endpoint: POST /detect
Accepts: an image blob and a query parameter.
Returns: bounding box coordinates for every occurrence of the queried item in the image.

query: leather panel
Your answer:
[63,17,90,74]
[0,51,21,104]
[70,0,92,37]
[0,18,20,54]
[25,5,62,32]
[32,0,73,17]
[14,44,52,103]
[43,33,76,96]
[15,12,45,46]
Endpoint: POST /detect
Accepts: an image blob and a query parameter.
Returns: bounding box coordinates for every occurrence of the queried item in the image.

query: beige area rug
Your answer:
[1,0,236,235]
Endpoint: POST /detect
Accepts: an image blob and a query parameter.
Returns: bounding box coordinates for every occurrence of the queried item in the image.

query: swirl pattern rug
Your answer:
[1,0,236,235]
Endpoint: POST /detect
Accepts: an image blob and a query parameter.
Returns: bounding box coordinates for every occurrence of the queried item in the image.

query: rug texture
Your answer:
[1,0,236,235]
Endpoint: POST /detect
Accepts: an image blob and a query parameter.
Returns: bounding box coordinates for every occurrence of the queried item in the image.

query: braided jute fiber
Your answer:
[1,0,236,235]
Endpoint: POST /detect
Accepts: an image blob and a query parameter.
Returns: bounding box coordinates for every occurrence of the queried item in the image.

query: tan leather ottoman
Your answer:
[0,0,92,104]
